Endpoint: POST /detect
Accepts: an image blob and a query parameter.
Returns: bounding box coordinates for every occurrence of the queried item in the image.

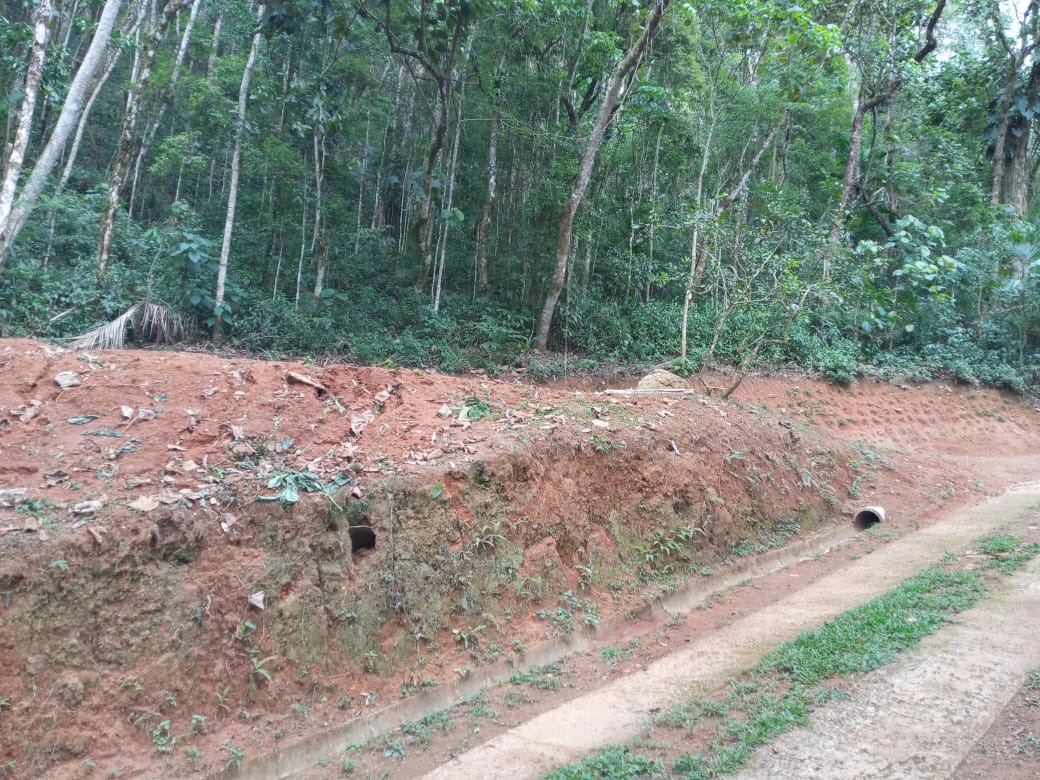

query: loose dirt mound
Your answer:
[1,340,1037,778]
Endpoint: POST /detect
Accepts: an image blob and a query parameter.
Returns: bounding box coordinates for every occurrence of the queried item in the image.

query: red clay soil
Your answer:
[1,338,1038,778]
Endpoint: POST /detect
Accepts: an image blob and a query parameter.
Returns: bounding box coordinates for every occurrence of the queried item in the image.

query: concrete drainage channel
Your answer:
[224,513,866,779]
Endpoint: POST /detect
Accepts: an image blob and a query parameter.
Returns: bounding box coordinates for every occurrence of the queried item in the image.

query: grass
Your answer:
[546,535,1039,779]
[545,745,663,779]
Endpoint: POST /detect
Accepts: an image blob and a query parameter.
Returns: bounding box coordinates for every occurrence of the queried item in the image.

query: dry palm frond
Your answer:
[70,304,139,351]
[135,301,189,344]
[69,301,192,351]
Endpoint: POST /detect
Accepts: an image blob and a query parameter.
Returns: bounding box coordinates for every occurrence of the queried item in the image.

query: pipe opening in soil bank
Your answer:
[854,506,885,531]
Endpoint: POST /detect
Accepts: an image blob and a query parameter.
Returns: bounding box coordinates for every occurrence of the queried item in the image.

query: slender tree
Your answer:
[97,0,188,276]
[534,0,670,350]
[0,0,126,264]
[0,0,53,270]
[213,4,265,340]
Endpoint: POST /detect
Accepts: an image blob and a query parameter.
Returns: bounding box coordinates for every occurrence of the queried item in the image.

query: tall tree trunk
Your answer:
[0,0,125,263]
[681,113,786,360]
[433,76,465,312]
[57,48,121,193]
[207,4,226,78]
[355,112,371,255]
[0,0,53,270]
[827,89,867,255]
[646,122,663,301]
[311,118,328,301]
[415,81,453,291]
[827,0,946,262]
[129,0,202,217]
[213,4,264,340]
[97,0,186,277]
[474,100,500,297]
[533,0,670,351]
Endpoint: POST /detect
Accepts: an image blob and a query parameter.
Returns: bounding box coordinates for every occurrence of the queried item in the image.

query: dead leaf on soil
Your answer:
[54,370,82,388]
[71,500,104,515]
[350,410,376,437]
[86,526,107,545]
[219,513,237,534]
[128,496,161,512]
[11,399,42,421]
[156,489,183,505]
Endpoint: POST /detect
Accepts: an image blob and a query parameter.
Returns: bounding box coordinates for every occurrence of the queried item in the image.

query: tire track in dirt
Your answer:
[421,480,1040,780]
[736,556,1040,780]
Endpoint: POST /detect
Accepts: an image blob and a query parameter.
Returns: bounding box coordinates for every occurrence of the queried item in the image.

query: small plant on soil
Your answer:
[601,645,631,670]
[221,741,245,771]
[151,720,175,754]
[246,653,276,701]
[456,397,494,421]
[505,691,535,708]
[215,687,231,716]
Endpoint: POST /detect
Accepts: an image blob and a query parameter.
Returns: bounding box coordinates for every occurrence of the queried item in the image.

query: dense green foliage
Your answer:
[1,0,1038,389]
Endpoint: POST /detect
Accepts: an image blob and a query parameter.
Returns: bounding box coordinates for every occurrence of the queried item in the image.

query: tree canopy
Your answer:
[0,0,1037,390]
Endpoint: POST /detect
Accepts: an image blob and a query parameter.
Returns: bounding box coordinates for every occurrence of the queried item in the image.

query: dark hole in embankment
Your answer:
[854,507,883,531]
[349,526,376,553]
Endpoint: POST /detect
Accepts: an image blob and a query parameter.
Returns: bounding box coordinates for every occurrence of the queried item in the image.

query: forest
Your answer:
[0,0,1038,391]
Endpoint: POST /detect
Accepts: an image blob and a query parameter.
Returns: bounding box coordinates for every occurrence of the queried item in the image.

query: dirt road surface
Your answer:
[737,555,1040,779]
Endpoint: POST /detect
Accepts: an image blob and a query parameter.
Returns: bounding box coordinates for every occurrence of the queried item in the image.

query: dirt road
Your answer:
[737,555,1040,779]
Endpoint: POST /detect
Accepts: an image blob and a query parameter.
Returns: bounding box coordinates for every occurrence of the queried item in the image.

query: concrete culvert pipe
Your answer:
[854,505,885,530]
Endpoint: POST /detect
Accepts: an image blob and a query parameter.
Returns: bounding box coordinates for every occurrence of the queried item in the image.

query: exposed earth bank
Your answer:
[1,338,1039,778]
